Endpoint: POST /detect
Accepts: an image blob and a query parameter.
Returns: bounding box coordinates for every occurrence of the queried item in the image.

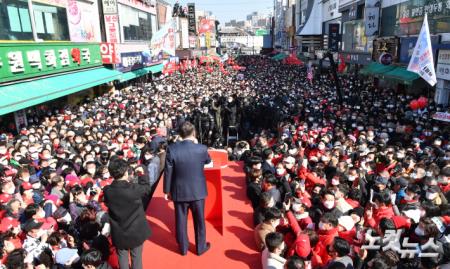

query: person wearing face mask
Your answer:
[261,232,287,269]
[423,186,446,206]
[254,207,282,251]
[22,219,50,260]
[314,213,339,267]
[312,191,343,224]
[410,217,444,259]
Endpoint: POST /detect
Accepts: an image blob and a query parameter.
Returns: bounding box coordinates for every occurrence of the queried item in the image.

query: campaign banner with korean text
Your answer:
[150,19,176,56]
[407,14,437,86]
[0,43,102,84]
[432,112,450,122]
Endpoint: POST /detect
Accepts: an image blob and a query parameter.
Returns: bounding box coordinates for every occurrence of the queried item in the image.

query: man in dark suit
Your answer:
[164,121,211,256]
[104,158,151,269]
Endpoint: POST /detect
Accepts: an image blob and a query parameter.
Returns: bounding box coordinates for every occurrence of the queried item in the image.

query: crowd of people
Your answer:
[238,56,450,269]
[0,54,448,269]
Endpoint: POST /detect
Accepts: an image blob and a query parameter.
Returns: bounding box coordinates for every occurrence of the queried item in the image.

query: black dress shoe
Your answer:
[197,242,211,256]
[180,251,187,256]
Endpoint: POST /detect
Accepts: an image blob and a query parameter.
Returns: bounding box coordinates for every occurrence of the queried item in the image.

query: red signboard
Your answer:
[100,43,120,64]
[105,15,119,43]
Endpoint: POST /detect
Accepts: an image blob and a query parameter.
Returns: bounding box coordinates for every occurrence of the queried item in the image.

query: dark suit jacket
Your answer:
[104,175,151,249]
[164,140,211,202]
[261,161,276,175]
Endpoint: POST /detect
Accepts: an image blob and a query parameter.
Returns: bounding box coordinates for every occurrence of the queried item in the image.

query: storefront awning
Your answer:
[359,62,396,76]
[380,66,420,85]
[119,63,164,82]
[0,67,122,116]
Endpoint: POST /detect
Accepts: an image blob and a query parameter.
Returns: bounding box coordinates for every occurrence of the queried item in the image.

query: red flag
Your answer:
[338,55,346,73]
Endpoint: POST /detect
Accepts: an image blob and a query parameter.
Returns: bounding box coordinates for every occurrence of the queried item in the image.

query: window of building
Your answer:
[0,0,33,40]
[342,20,368,52]
[119,4,155,41]
[33,2,69,40]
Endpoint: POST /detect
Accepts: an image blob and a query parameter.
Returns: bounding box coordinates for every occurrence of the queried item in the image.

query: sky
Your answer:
[172,0,274,24]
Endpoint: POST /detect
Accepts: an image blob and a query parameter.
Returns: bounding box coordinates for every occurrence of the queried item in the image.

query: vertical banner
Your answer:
[199,35,206,48]
[187,3,196,35]
[205,32,211,48]
[364,7,379,36]
[14,110,28,132]
[150,18,176,56]
[364,0,380,36]
[104,15,120,43]
[437,50,450,80]
[189,36,196,48]
[180,18,189,49]
[407,14,437,86]
[328,23,340,52]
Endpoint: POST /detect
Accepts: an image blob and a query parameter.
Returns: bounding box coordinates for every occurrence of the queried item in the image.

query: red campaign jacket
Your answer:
[365,205,395,229]
[298,166,327,188]
[345,198,360,209]
[285,212,312,259]
[338,227,357,244]
[314,228,339,267]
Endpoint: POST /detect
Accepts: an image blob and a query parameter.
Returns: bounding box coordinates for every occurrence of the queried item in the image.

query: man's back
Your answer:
[164,140,211,202]
[104,180,151,249]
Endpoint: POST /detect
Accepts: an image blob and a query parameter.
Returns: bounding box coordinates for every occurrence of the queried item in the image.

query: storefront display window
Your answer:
[342,20,368,52]
[33,2,70,40]
[119,4,155,41]
[0,0,34,40]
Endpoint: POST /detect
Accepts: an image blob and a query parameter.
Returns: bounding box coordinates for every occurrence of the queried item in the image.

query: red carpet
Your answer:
[144,161,261,269]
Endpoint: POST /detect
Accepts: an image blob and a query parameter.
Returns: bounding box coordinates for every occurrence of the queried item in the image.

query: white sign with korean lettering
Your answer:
[437,49,450,80]
[102,0,117,14]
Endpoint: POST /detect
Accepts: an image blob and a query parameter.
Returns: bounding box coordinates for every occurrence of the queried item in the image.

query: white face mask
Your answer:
[403,194,413,201]
[331,178,340,186]
[323,200,335,209]
[272,219,280,228]
[415,226,425,236]
[145,155,153,160]
[5,187,15,195]
[318,144,325,150]
[60,213,72,223]
[276,168,285,175]
[292,204,302,212]
[348,175,356,182]
[103,173,110,179]
[87,168,96,175]
[426,192,438,200]
[37,210,45,219]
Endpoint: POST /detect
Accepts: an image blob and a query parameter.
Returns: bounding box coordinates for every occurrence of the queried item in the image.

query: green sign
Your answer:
[0,42,102,84]
[255,29,269,36]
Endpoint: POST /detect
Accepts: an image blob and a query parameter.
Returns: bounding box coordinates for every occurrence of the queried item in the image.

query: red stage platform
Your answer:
[144,161,261,269]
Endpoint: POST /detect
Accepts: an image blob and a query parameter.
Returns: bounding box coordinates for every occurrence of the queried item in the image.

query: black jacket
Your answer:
[104,175,151,249]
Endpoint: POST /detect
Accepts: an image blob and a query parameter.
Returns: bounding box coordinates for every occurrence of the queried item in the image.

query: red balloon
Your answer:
[410,100,419,110]
[417,97,428,108]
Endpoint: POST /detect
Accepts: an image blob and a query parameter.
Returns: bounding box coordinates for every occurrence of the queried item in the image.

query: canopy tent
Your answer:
[0,67,122,115]
[359,62,396,76]
[380,66,420,85]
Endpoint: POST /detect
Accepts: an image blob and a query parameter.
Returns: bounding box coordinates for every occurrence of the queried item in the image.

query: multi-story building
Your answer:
[0,0,166,132]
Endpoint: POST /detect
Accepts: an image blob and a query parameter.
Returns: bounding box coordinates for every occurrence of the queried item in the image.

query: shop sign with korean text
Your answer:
[436,49,450,80]
[0,43,102,84]
[105,15,120,43]
[116,51,162,73]
[100,43,120,64]
[102,0,118,14]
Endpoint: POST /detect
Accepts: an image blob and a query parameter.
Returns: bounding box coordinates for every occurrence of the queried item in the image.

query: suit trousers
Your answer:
[117,244,143,269]
[174,199,207,254]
